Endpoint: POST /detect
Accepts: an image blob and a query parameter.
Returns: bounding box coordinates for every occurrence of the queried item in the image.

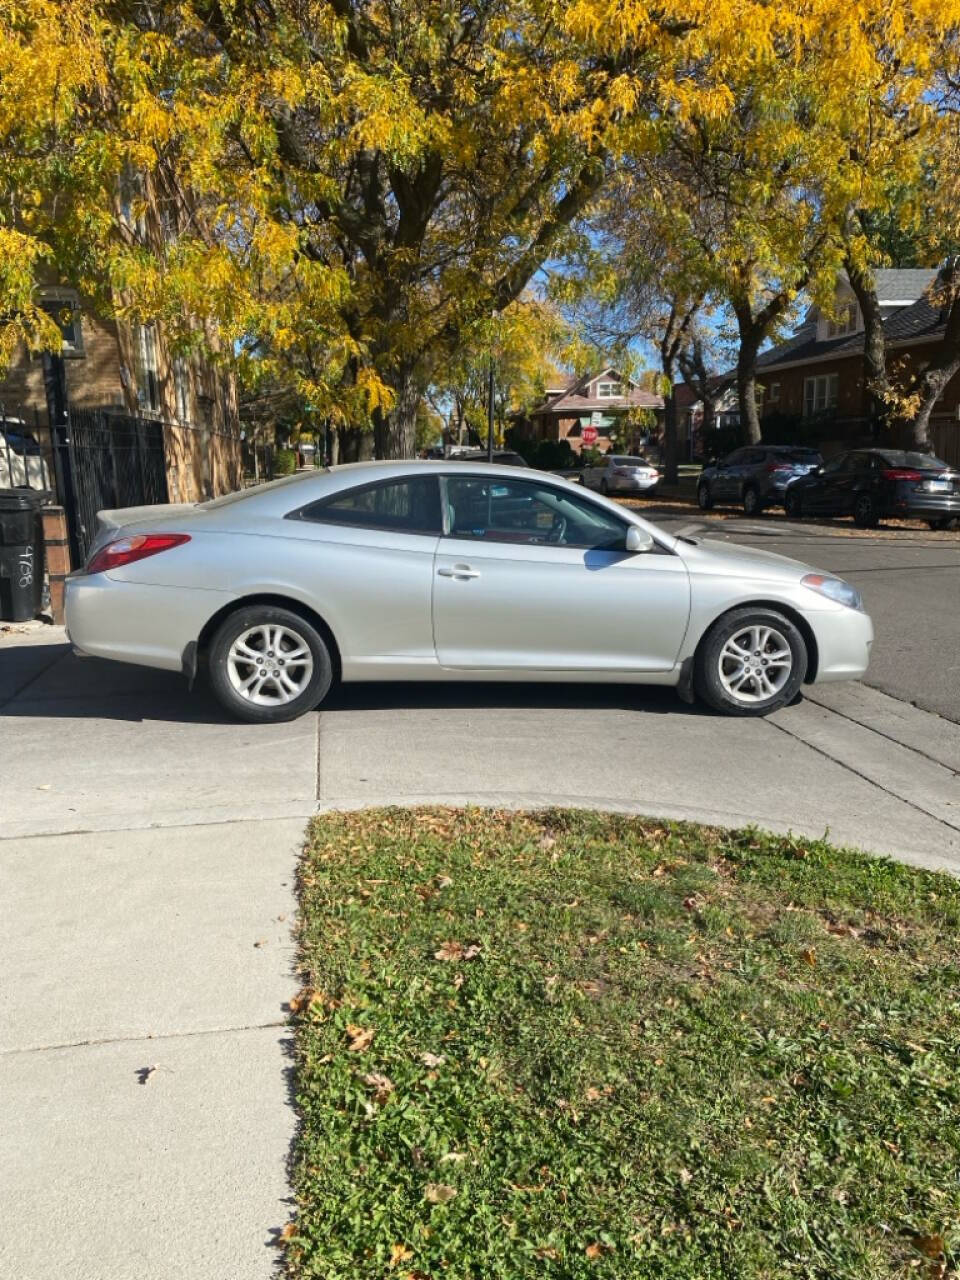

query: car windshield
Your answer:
[611,457,648,467]
[879,451,949,471]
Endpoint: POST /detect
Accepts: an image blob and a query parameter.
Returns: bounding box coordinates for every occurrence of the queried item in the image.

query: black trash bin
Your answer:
[0,489,46,622]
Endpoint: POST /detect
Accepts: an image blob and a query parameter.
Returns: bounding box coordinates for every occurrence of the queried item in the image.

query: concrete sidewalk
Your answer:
[1,631,316,1280]
[3,625,959,1280]
[316,678,960,875]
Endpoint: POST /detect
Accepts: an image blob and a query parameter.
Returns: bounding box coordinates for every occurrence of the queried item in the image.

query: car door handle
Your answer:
[437,564,480,580]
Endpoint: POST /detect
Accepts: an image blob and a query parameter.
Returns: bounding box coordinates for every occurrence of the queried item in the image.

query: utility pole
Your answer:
[486,355,495,462]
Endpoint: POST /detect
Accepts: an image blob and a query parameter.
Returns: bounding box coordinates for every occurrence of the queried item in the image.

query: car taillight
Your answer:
[764,462,792,473]
[86,533,191,574]
[882,468,925,481]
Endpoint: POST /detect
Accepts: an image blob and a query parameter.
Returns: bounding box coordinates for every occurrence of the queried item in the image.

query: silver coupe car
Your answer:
[65,461,873,723]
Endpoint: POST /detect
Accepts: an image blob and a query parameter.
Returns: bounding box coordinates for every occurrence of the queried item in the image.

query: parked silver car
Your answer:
[65,461,873,722]
[581,454,660,495]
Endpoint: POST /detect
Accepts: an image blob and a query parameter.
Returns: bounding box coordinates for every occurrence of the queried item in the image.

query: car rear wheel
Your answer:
[929,516,957,531]
[697,482,713,511]
[600,478,609,495]
[208,605,333,723]
[853,493,879,528]
[694,608,807,716]
[784,487,804,519]
[742,485,762,516]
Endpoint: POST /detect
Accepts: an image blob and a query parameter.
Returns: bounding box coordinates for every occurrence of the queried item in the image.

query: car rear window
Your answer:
[611,457,648,466]
[879,451,949,471]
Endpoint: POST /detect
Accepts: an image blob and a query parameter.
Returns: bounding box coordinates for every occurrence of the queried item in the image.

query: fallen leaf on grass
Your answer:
[279,1222,297,1242]
[362,1072,395,1104]
[420,1052,446,1068]
[346,1023,375,1053]
[434,941,481,962]
[913,1233,945,1258]
[389,1243,414,1267]
[424,1183,457,1204]
[678,1167,693,1187]
[800,947,817,967]
[585,1242,612,1259]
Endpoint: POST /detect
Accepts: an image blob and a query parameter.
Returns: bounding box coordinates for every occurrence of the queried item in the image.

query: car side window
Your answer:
[444,475,631,550]
[820,453,848,475]
[722,449,746,467]
[295,475,442,534]
[845,452,870,472]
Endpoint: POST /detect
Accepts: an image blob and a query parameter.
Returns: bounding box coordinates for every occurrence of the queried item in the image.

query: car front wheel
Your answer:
[697,482,713,510]
[784,487,803,519]
[742,485,762,516]
[694,608,807,716]
[207,605,333,723]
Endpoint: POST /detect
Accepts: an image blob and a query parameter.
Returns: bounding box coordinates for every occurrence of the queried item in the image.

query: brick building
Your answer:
[754,269,960,466]
[513,368,664,455]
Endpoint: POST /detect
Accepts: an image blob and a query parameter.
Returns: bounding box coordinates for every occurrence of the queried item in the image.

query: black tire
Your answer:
[207,604,333,723]
[693,607,808,717]
[853,492,879,529]
[697,482,714,511]
[929,516,957,531]
[600,478,609,495]
[742,485,763,516]
[784,487,804,520]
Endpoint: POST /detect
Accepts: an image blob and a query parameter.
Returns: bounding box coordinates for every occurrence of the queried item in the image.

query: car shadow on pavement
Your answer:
[2,647,711,722]
[323,681,707,716]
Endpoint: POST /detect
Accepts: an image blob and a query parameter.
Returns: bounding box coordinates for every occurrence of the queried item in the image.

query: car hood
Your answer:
[676,534,821,582]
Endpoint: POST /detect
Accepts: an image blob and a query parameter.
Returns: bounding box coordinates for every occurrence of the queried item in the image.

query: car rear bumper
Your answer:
[65,571,234,673]
[809,606,874,683]
[890,494,960,518]
[608,477,659,493]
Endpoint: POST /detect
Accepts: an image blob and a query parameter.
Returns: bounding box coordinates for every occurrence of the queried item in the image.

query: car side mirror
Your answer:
[625,526,655,554]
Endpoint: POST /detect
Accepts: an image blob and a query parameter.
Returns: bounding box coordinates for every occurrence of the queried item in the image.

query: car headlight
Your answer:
[802,573,862,610]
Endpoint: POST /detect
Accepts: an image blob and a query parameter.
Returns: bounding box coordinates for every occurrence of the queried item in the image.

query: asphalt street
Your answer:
[652,513,960,724]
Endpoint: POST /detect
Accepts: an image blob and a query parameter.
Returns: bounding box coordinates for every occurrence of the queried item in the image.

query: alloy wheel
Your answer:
[717,624,793,704]
[226,623,314,706]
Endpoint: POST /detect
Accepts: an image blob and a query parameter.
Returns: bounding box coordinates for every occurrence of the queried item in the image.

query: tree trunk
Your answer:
[737,360,761,444]
[906,271,960,451]
[844,254,888,435]
[373,365,419,458]
[338,426,373,462]
[662,375,679,486]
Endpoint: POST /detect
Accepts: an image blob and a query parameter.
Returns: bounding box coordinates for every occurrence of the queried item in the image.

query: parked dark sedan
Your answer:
[783,449,960,529]
[698,445,823,515]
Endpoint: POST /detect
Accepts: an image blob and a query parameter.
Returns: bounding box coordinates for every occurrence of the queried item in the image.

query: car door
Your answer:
[828,452,872,514]
[433,473,690,671]
[712,449,747,499]
[803,453,849,513]
[289,473,442,668]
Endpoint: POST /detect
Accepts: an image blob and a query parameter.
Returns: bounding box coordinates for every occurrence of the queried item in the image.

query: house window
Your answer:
[173,356,191,423]
[803,373,839,417]
[768,381,781,404]
[135,323,161,413]
[40,293,83,356]
[597,381,622,398]
[826,302,858,339]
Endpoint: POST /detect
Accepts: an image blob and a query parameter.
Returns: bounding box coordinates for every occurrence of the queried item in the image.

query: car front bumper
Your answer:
[808,604,874,683]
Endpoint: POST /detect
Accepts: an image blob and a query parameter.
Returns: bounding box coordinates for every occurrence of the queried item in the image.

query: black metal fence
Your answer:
[51,410,169,563]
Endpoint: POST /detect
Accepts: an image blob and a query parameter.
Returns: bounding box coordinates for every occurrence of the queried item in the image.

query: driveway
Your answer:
[1,631,316,1280]
[3,539,960,1277]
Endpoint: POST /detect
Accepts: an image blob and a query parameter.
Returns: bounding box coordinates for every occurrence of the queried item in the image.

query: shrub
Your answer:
[274,447,298,476]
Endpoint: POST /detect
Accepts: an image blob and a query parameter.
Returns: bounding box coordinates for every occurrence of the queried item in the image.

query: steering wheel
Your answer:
[547,514,568,544]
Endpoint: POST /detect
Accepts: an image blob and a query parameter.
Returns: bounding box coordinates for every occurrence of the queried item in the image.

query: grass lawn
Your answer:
[288,808,960,1279]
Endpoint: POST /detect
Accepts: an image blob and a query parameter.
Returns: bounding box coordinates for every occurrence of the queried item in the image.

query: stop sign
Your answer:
[581,424,598,445]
